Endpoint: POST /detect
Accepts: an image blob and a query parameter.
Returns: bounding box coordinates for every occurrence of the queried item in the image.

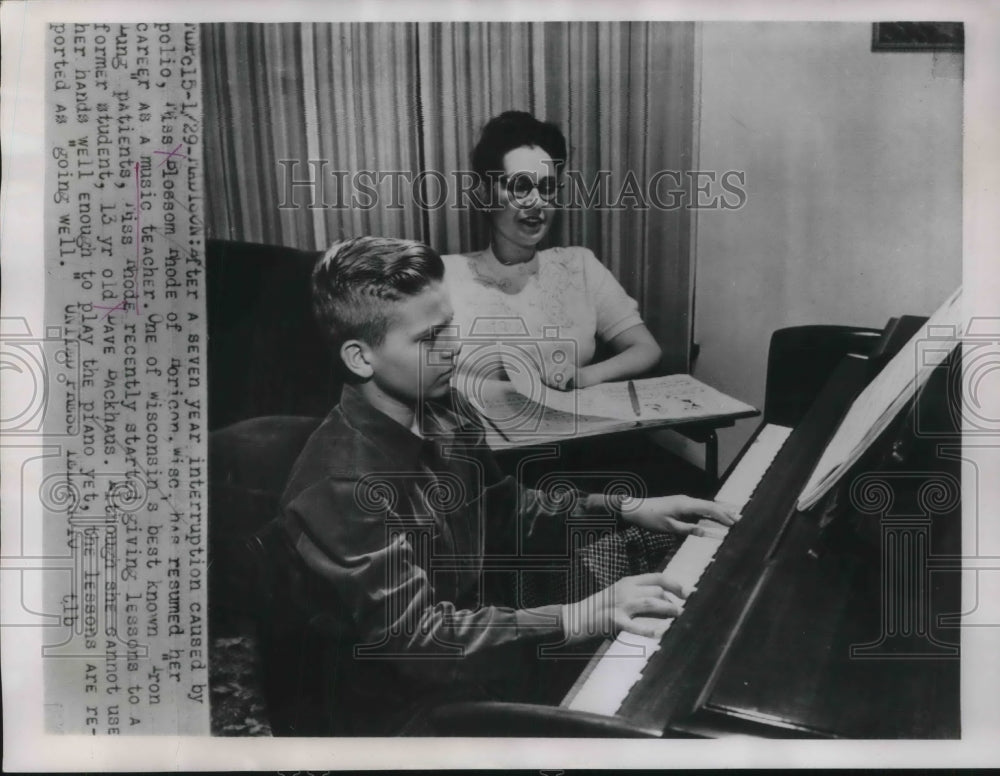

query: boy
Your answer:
[276,236,737,735]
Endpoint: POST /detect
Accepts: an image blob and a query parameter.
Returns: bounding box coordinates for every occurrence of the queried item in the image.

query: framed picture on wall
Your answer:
[871,21,964,52]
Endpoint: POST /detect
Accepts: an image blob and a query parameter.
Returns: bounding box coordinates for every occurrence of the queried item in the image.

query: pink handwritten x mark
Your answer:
[94,299,127,319]
[154,143,187,167]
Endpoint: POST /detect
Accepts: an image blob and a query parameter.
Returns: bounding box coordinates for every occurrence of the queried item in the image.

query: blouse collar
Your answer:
[483,243,539,272]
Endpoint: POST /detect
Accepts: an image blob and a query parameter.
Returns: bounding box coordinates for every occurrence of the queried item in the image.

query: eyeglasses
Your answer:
[498,173,563,202]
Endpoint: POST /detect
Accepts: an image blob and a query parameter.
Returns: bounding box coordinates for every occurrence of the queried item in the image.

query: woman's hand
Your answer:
[544,326,661,391]
[567,366,598,390]
[540,362,578,391]
[580,325,662,387]
[538,323,663,392]
[620,495,740,538]
[540,364,600,391]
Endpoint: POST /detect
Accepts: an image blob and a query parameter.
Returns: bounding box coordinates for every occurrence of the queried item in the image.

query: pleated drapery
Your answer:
[201,22,695,371]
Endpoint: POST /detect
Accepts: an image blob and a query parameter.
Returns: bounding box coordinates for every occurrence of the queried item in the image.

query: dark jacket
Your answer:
[277,384,613,734]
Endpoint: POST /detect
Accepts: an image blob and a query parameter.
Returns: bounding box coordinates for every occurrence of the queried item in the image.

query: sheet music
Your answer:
[797,287,963,510]
[503,360,756,423]
[466,376,627,440]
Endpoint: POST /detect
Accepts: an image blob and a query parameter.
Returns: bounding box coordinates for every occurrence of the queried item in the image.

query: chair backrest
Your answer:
[209,414,354,736]
[206,239,342,430]
[209,415,323,634]
[764,325,883,427]
[245,518,351,736]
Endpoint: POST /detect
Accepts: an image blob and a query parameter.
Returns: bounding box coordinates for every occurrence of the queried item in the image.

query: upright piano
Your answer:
[561,315,962,738]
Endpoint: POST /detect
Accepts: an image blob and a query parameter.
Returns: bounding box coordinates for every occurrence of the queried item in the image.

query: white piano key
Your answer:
[566,424,793,716]
[715,424,792,508]
[567,630,665,715]
[568,538,722,716]
[662,535,722,588]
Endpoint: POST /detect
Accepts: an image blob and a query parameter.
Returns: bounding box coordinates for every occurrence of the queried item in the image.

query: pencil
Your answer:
[627,380,641,417]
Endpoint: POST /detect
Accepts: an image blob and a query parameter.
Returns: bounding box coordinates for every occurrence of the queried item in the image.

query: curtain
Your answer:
[202,23,424,249]
[201,22,695,371]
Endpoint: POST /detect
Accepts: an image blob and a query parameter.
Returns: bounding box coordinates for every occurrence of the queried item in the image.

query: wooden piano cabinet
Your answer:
[691,358,961,738]
[589,318,961,739]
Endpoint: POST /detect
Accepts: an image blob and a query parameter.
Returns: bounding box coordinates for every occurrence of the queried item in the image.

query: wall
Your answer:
[691,22,963,470]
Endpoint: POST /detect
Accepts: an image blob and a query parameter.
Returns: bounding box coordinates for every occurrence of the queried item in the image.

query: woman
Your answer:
[442,114,719,604]
[443,111,662,391]
[443,110,710,498]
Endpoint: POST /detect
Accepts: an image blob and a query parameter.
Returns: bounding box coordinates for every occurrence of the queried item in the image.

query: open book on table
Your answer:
[461,362,757,445]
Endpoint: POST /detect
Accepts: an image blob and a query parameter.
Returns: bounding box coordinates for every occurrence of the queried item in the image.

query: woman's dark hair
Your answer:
[470,111,568,181]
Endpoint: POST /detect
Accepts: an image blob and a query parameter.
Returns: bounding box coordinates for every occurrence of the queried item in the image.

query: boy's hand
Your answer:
[561,572,687,642]
[620,495,740,539]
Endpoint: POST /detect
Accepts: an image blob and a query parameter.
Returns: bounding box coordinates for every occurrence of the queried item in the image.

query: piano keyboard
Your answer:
[565,423,793,716]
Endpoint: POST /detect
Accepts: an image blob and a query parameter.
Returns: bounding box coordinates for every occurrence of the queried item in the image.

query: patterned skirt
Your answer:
[517,525,682,608]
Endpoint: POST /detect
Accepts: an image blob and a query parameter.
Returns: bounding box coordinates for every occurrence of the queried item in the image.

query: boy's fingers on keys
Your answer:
[622,615,672,639]
[692,523,729,540]
[629,572,676,587]
[659,575,692,600]
[665,517,727,538]
[631,584,673,598]
[623,597,682,619]
[626,573,690,600]
[643,586,686,608]
[698,499,740,525]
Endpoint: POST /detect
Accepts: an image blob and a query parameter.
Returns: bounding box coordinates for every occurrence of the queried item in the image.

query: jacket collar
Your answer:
[339,383,425,466]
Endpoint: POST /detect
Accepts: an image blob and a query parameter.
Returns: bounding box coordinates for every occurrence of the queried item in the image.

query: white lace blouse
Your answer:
[442,245,644,379]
